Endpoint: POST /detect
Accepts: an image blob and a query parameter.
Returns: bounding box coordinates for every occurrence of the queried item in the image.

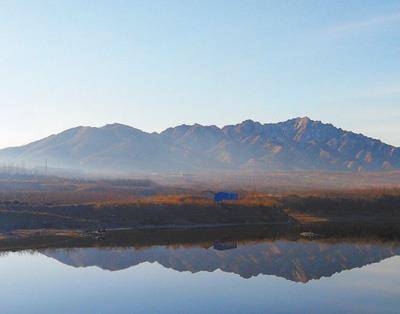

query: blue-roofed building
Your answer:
[214,192,239,202]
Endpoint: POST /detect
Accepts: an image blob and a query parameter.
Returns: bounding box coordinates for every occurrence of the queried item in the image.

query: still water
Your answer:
[1,240,400,314]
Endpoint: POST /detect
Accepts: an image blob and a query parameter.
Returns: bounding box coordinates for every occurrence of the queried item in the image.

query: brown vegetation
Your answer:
[0,174,399,237]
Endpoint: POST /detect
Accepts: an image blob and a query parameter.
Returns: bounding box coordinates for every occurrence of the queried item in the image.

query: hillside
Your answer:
[0,117,399,172]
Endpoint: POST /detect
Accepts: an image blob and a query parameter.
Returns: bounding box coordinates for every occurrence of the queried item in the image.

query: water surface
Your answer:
[1,239,400,313]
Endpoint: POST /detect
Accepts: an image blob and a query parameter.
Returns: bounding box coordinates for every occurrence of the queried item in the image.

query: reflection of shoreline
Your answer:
[2,222,400,253]
[39,240,400,283]
[2,225,400,283]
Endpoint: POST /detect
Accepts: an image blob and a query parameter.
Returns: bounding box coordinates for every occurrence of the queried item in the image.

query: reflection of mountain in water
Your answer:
[41,241,400,283]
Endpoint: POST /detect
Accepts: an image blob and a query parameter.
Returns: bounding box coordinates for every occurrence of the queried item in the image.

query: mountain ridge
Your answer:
[0,117,399,173]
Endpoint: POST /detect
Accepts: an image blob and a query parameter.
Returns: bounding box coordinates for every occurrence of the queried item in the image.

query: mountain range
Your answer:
[1,117,399,173]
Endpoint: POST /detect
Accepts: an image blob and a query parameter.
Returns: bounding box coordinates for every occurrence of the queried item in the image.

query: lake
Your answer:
[1,238,400,313]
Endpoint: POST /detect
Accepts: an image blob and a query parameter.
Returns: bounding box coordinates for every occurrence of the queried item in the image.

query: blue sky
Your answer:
[0,0,399,148]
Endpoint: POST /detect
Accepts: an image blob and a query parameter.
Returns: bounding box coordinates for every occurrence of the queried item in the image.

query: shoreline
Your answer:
[2,221,400,253]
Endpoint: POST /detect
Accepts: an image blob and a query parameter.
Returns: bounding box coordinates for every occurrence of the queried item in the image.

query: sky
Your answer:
[0,0,399,148]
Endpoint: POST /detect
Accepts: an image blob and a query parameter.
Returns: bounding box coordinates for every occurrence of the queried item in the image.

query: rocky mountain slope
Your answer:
[1,117,399,172]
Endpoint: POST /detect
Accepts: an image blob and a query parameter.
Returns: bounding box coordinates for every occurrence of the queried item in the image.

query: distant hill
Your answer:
[0,117,399,173]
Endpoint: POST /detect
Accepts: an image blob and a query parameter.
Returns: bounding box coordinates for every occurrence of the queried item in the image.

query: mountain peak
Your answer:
[222,119,263,137]
[102,123,134,129]
[241,119,258,124]
[297,116,312,121]
[101,123,148,137]
[238,119,262,127]
[294,116,312,130]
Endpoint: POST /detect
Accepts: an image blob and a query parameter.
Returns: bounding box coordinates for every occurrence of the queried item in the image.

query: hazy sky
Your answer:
[0,0,399,148]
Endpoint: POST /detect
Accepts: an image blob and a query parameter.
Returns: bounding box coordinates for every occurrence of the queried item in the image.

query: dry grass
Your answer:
[283,208,328,223]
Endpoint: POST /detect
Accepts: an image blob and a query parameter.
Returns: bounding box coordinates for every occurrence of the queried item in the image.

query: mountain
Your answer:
[1,117,399,172]
[41,241,400,282]
[0,123,198,172]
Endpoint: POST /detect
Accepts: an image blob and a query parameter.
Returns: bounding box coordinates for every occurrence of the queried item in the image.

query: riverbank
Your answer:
[0,192,399,246]
[1,222,400,254]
